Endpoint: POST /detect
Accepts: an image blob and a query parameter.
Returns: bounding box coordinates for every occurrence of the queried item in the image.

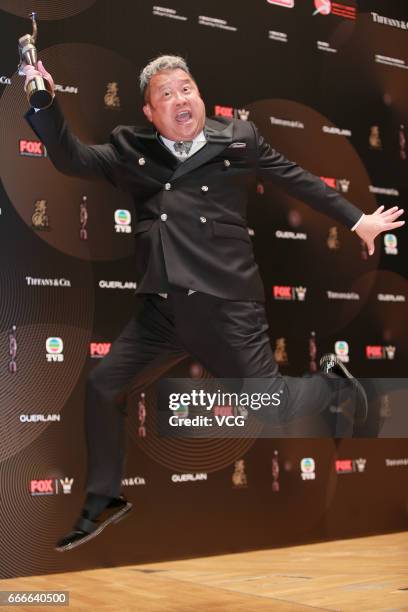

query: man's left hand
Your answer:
[355,206,405,255]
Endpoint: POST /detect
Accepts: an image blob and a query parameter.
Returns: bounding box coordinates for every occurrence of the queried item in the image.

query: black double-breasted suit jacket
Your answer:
[26,100,363,301]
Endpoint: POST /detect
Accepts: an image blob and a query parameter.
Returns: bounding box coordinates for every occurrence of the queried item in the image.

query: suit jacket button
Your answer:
[200,216,207,223]
[201,185,209,192]
[165,183,171,190]
[160,213,168,221]
[224,159,231,167]
[138,157,146,166]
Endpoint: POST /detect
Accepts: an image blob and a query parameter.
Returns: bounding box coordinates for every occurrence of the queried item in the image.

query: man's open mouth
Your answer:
[175,110,192,124]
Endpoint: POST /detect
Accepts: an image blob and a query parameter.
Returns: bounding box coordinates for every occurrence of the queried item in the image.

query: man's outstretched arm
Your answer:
[22,61,120,185]
[253,123,404,255]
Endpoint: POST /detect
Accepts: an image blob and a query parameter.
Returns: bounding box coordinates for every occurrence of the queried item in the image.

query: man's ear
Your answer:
[143,103,153,123]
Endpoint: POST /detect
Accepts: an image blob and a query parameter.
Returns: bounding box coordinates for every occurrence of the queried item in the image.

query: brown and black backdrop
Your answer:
[0,0,407,578]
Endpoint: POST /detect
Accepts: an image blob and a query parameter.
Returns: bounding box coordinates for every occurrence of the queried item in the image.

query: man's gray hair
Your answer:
[139,54,191,99]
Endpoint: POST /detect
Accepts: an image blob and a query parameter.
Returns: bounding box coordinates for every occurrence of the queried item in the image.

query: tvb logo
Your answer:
[114,209,132,233]
[46,337,64,362]
[300,457,316,480]
[335,340,349,363]
[384,233,398,255]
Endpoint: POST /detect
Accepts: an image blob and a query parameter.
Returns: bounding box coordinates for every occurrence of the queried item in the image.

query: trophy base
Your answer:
[27,76,53,109]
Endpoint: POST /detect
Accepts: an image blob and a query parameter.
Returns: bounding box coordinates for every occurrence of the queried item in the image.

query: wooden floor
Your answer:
[2,532,408,611]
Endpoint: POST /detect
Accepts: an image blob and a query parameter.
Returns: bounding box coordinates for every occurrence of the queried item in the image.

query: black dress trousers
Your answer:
[85,288,343,497]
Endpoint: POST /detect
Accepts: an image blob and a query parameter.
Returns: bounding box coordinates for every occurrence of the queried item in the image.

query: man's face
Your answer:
[143,69,206,141]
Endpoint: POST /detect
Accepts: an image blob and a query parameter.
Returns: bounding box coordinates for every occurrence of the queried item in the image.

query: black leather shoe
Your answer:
[55,495,132,552]
[320,353,368,425]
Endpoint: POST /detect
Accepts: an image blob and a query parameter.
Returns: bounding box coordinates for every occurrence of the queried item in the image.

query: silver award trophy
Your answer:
[18,12,53,109]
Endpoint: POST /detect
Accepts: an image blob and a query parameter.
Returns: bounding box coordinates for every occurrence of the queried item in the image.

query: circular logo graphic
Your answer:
[384,233,397,248]
[301,457,316,472]
[114,209,132,226]
[335,340,349,356]
[45,337,64,354]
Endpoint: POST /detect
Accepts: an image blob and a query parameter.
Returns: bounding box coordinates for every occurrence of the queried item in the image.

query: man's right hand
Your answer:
[22,60,55,98]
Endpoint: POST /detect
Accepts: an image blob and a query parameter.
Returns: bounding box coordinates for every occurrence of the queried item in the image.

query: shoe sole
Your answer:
[320,353,368,425]
[55,502,133,553]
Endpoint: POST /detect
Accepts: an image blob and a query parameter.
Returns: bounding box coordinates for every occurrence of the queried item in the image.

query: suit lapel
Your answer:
[133,127,180,179]
[171,118,234,180]
[133,118,234,181]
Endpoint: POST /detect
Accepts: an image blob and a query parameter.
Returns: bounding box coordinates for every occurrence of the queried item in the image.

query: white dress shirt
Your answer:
[160,130,207,159]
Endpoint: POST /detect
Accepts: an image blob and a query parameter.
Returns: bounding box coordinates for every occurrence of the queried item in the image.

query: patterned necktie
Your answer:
[174,140,193,158]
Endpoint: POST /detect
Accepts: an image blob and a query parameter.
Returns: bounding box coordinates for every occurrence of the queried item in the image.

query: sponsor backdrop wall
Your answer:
[0,0,407,578]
